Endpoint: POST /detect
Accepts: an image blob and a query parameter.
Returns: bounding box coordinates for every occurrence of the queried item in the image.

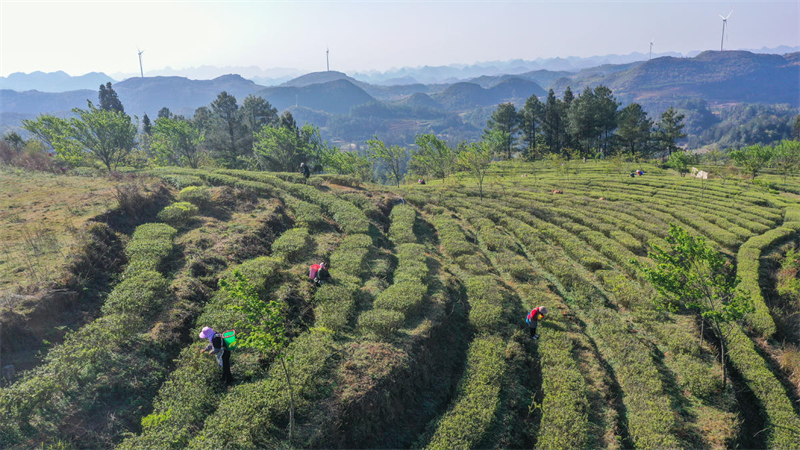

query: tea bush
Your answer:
[358,309,405,338]
[389,204,417,245]
[177,186,211,208]
[736,207,800,338]
[157,202,199,227]
[425,335,507,450]
[373,281,428,317]
[271,227,311,262]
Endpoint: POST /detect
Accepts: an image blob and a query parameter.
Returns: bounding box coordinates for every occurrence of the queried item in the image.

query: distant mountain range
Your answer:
[1,50,798,140]
[6,45,797,93]
[549,51,800,109]
[0,71,115,93]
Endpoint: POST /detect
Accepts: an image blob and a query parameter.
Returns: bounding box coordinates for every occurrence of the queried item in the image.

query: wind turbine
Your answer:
[649,37,654,60]
[137,47,145,77]
[326,47,330,72]
[719,10,733,51]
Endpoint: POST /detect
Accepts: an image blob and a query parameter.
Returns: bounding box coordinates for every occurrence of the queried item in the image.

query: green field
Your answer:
[1,161,799,449]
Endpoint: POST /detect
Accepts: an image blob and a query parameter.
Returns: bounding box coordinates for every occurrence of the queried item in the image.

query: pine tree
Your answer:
[98,82,124,114]
[617,103,652,156]
[519,95,543,158]
[543,89,563,153]
[142,113,152,136]
[657,107,687,156]
[485,103,519,159]
[157,107,173,120]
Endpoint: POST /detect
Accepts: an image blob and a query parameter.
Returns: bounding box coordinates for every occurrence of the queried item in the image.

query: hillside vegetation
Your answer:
[2,160,800,449]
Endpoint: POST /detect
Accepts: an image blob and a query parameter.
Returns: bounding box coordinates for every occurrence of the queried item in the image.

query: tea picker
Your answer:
[199,326,236,384]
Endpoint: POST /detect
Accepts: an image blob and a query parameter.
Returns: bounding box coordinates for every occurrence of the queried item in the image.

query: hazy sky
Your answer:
[1,0,798,77]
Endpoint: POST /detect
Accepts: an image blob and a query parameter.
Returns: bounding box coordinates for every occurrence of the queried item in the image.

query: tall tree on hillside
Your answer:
[69,101,136,171]
[98,82,125,114]
[2,132,24,151]
[656,107,687,156]
[253,124,309,172]
[410,133,458,182]
[519,95,544,158]
[729,144,775,180]
[543,89,564,154]
[366,136,407,186]
[562,86,575,110]
[279,110,298,131]
[567,87,597,157]
[637,224,752,390]
[142,113,152,136]
[458,138,495,200]
[152,116,205,168]
[561,86,576,150]
[158,107,173,120]
[208,91,248,167]
[772,140,800,182]
[593,85,619,154]
[617,103,652,156]
[485,103,519,159]
[22,115,84,165]
[242,95,278,137]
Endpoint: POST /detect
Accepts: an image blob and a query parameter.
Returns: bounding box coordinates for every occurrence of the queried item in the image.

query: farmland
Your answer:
[1,161,800,449]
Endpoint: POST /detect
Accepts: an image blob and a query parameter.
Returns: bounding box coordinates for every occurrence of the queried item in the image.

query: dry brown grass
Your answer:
[0,167,116,294]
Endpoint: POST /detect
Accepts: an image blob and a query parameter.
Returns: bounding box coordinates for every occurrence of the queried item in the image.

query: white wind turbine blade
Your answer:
[726,10,733,20]
[719,14,726,20]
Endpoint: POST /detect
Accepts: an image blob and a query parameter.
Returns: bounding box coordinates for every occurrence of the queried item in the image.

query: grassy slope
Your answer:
[0,167,115,294]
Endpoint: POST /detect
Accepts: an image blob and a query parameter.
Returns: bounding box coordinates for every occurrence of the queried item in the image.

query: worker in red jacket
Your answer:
[526,306,548,340]
[309,262,331,287]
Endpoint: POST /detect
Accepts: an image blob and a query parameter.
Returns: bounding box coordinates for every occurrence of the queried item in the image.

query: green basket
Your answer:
[222,330,236,350]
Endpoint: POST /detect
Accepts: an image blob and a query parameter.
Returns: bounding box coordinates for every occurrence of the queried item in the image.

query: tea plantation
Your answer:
[2,161,800,449]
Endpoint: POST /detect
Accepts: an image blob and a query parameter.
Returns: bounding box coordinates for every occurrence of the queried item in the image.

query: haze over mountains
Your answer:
[3,46,798,92]
[1,49,798,147]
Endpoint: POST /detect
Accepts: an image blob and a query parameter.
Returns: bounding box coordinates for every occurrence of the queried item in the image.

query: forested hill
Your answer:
[551,51,800,108]
[432,78,547,110]
[0,74,267,118]
[256,79,376,114]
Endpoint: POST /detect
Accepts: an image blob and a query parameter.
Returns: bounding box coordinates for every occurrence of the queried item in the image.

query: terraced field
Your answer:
[2,161,800,449]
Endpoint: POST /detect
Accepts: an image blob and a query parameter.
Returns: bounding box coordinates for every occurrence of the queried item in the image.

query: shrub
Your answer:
[736,208,800,338]
[425,335,507,449]
[672,353,722,398]
[433,214,474,257]
[373,281,427,317]
[284,196,324,228]
[124,223,177,275]
[393,243,429,284]
[314,276,360,333]
[537,332,590,449]
[271,228,311,261]
[389,204,417,244]
[358,309,405,338]
[157,202,199,226]
[101,270,169,318]
[161,174,204,189]
[330,234,372,277]
[118,348,224,449]
[465,276,506,333]
[725,326,800,448]
[221,256,284,298]
[177,186,211,207]
[320,174,361,188]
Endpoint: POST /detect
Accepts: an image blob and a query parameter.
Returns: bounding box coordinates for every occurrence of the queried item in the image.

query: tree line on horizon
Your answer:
[4,82,800,185]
